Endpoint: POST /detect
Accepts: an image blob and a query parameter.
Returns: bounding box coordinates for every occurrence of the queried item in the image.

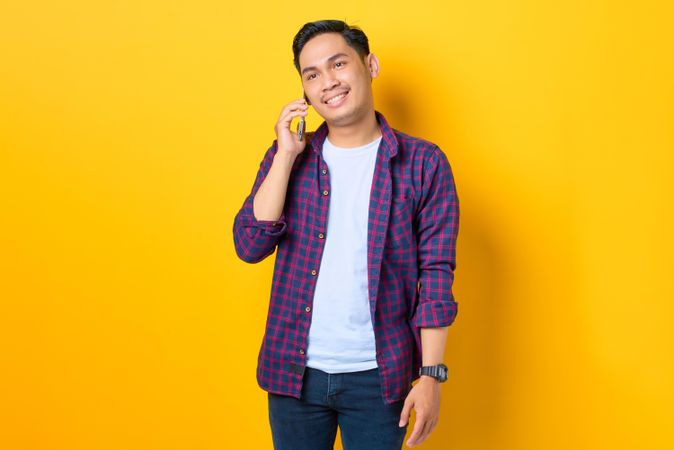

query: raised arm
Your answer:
[232,98,308,263]
[232,142,295,263]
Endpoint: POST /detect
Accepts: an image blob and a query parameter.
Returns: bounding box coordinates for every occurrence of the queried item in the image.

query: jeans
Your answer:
[267,366,408,450]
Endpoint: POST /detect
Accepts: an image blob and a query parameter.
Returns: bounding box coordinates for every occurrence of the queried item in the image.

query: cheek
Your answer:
[305,89,319,106]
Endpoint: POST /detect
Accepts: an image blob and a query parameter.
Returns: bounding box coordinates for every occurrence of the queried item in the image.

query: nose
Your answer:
[321,72,340,93]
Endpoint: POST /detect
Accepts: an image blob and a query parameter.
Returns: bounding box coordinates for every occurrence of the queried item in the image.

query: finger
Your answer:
[410,417,434,447]
[280,100,308,117]
[278,109,308,129]
[281,113,308,137]
[288,101,309,112]
[416,417,434,445]
[286,98,308,108]
[406,417,425,447]
[399,401,412,427]
[427,418,438,435]
[280,106,308,121]
[278,107,308,126]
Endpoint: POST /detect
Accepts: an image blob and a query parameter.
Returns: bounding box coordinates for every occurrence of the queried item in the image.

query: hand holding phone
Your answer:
[274,97,309,156]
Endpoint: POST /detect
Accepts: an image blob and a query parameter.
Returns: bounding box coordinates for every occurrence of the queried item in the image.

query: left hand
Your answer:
[398,377,441,447]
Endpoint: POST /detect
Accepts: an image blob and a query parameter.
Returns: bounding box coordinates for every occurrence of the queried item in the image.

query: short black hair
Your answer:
[292,20,370,74]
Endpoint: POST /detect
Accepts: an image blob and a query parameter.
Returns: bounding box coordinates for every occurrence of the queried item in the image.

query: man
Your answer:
[233,20,459,450]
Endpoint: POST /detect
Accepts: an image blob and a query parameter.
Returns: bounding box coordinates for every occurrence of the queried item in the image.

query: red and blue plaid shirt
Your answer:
[233,111,459,404]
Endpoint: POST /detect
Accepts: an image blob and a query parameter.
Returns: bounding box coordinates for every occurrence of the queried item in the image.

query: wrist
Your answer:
[419,375,440,384]
[274,150,297,165]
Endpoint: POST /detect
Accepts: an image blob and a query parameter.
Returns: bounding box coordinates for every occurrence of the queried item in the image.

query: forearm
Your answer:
[253,151,297,221]
[420,326,448,366]
[233,144,292,264]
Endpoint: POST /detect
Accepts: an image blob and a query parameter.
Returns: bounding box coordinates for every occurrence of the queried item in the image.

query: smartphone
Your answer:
[297,116,305,141]
[297,92,310,141]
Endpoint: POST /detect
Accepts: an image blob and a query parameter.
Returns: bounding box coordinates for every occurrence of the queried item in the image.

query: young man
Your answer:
[233,20,459,450]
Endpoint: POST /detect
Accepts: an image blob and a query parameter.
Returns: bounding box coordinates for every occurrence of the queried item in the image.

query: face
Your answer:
[298,33,379,127]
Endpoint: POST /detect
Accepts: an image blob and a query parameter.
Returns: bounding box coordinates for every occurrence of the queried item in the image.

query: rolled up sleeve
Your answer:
[414,146,459,328]
[233,140,289,263]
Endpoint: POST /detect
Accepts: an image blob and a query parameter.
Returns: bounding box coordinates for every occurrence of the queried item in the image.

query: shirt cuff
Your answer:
[243,212,288,237]
[414,300,458,328]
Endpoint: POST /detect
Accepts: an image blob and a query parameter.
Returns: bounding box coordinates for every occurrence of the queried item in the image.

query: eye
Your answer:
[335,61,345,68]
[307,73,317,81]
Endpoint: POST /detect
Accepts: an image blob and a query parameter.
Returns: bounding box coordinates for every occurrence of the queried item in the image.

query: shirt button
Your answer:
[311,269,317,276]
[323,190,329,196]
[299,348,305,355]
[318,233,324,239]
[322,169,327,175]
[305,306,311,312]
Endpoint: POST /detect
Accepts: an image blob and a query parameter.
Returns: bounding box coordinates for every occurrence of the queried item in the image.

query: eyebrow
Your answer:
[301,53,350,75]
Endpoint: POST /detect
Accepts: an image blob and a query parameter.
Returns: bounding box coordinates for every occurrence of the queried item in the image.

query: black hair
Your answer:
[292,20,370,74]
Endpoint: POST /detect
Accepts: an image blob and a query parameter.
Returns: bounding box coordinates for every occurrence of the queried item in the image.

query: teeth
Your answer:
[326,92,347,104]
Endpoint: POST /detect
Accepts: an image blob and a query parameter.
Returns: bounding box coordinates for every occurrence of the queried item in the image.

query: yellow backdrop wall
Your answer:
[1,1,672,449]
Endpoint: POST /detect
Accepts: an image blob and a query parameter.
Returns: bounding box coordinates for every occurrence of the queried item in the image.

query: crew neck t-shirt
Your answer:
[305,134,383,373]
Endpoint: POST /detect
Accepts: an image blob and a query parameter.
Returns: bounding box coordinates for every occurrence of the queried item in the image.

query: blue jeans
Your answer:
[267,366,408,450]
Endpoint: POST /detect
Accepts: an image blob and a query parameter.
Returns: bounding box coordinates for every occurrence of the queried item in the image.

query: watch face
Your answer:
[438,364,448,381]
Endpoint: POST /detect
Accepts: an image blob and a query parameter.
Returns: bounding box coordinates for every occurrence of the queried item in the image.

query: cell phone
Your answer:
[297,92,311,141]
[297,116,305,141]
[297,92,310,141]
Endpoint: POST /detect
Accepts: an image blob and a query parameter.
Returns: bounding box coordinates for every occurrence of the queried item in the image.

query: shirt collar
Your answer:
[309,110,399,159]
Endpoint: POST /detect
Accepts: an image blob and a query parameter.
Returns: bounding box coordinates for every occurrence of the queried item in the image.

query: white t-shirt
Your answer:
[305,134,383,373]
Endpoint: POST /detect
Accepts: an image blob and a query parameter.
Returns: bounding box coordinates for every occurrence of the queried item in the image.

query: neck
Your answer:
[326,110,381,148]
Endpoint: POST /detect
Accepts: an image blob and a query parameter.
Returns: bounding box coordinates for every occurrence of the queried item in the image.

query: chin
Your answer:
[323,105,363,126]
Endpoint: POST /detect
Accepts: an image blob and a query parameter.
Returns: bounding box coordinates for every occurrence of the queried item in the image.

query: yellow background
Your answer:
[1,1,672,449]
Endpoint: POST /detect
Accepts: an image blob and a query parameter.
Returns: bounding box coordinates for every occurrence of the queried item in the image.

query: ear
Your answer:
[366,53,380,79]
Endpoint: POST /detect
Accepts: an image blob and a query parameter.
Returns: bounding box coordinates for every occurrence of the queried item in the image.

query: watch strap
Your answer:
[419,364,448,381]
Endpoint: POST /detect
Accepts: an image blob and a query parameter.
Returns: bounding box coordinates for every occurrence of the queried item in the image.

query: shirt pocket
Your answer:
[385,193,414,249]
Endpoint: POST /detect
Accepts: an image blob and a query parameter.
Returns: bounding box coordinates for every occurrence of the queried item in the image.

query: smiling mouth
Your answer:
[324,90,349,105]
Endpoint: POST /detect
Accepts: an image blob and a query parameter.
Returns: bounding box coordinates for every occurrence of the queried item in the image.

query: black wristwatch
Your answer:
[419,364,448,382]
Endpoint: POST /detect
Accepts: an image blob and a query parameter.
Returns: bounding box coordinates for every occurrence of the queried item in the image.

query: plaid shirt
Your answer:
[233,111,459,404]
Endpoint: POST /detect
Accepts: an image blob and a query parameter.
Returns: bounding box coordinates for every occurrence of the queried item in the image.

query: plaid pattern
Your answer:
[233,111,459,404]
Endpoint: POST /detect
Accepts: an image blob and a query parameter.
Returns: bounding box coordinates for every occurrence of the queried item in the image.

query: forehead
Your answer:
[298,33,358,69]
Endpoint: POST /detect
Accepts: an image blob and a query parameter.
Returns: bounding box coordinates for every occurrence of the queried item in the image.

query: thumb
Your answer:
[399,399,413,427]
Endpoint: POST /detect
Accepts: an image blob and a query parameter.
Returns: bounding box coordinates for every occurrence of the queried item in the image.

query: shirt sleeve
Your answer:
[232,140,289,263]
[414,146,459,328]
